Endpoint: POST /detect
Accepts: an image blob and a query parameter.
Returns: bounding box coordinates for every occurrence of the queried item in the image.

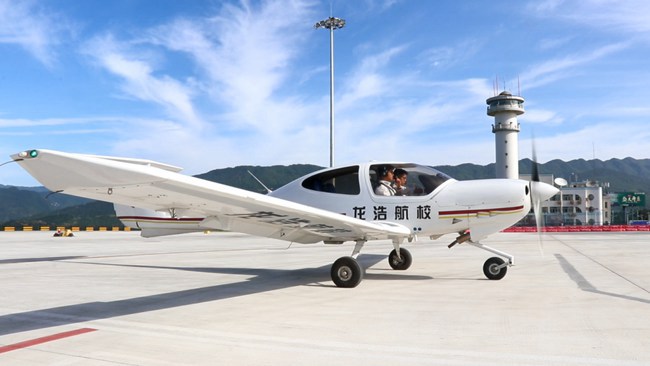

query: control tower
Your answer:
[486,91,525,179]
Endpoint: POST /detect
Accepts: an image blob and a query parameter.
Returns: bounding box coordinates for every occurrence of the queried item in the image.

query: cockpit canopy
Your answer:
[369,164,452,196]
[300,163,452,196]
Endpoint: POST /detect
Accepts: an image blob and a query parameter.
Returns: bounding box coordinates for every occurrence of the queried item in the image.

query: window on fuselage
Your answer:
[370,164,451,196]
[301,166,360,195]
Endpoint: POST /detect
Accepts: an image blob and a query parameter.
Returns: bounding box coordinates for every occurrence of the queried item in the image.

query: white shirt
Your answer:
[375,180,396,196]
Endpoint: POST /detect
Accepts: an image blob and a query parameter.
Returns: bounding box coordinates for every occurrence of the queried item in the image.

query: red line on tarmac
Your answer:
[0,328,97,354]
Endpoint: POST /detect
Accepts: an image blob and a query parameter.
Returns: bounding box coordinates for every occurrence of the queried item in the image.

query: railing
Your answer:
[503,225,650,232]
[3,226,131,232]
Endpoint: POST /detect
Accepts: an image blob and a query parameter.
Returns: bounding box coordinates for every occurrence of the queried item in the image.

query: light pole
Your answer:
[314,17,345,167]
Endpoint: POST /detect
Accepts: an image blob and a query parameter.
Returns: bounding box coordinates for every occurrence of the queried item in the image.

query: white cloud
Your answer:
[66,1,348,173]
[0,0,70,67]
[537,36,573,51]
[70,1,505,173]
[0,117,119,128]
[530,0,650,35]
[146,1,317,133]
[522,109,562,125]
[338,46,409,104]
[418,39,482,69]
[520,43,629,89]
[83,35,202,129]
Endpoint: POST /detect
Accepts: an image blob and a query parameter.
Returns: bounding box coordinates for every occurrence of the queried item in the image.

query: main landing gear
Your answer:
[448,232,514,280]
[330,256,363,288]
[330,240,412,288]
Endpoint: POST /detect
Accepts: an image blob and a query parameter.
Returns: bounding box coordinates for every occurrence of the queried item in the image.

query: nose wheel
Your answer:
[483,257,508,280]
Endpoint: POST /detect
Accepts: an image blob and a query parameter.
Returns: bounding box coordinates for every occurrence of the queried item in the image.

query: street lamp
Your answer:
[314,17,345,167]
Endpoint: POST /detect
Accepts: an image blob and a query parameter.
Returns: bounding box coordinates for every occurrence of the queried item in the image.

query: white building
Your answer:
[551,181,608,226]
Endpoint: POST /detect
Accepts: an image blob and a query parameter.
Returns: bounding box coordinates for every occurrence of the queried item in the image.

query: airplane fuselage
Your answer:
[268,163,533,242]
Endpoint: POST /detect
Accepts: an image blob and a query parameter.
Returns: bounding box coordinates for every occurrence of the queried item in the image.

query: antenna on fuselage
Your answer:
[247,170,273,194]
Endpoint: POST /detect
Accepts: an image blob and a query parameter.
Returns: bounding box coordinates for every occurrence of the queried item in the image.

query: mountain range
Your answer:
[2,157,649,228]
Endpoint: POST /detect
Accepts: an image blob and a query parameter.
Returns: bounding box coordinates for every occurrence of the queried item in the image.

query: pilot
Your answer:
[393,168,410,196]
[375,165,396,196]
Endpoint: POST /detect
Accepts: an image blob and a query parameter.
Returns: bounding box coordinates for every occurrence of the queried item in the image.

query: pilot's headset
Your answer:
[377,165,393,179]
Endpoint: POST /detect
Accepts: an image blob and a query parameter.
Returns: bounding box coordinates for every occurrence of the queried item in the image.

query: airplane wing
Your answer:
[11,149,411,244]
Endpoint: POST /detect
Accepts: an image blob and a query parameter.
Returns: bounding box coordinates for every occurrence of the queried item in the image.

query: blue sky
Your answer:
[1,0,649,186]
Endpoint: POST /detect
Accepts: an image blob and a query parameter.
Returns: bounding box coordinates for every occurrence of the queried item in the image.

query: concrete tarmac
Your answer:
[0,230,649,365]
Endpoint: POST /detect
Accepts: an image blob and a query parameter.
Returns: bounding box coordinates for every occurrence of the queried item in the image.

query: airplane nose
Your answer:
[530,181,559,202]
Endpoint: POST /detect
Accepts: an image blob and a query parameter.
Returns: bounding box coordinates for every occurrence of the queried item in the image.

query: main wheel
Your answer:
[483,257,507,280]
[388,248,412,270]
[331,256,363,288]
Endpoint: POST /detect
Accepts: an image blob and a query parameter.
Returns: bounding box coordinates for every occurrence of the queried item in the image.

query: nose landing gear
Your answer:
[449,234,514,280]
[470,242,513,280]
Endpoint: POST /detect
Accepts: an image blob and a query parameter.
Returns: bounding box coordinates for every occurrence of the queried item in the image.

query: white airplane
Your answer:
[10,149,558,288]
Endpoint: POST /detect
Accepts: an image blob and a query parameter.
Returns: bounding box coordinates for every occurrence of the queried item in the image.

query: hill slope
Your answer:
[0,187,90,223]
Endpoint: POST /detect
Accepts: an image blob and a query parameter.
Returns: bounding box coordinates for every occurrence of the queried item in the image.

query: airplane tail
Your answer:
[113,204,206,238]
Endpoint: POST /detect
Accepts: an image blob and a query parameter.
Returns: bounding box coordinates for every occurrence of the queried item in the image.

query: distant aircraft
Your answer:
[11,149,557,288]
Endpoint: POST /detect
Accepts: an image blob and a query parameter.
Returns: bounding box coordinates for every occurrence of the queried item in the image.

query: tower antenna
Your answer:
[593,142,596,160]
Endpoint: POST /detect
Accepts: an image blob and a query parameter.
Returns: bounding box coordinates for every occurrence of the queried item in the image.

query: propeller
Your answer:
[528,140,560,255]
[530,143,544,254]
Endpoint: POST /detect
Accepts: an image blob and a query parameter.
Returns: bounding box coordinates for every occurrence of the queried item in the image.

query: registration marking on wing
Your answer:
[225,211,355,234]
